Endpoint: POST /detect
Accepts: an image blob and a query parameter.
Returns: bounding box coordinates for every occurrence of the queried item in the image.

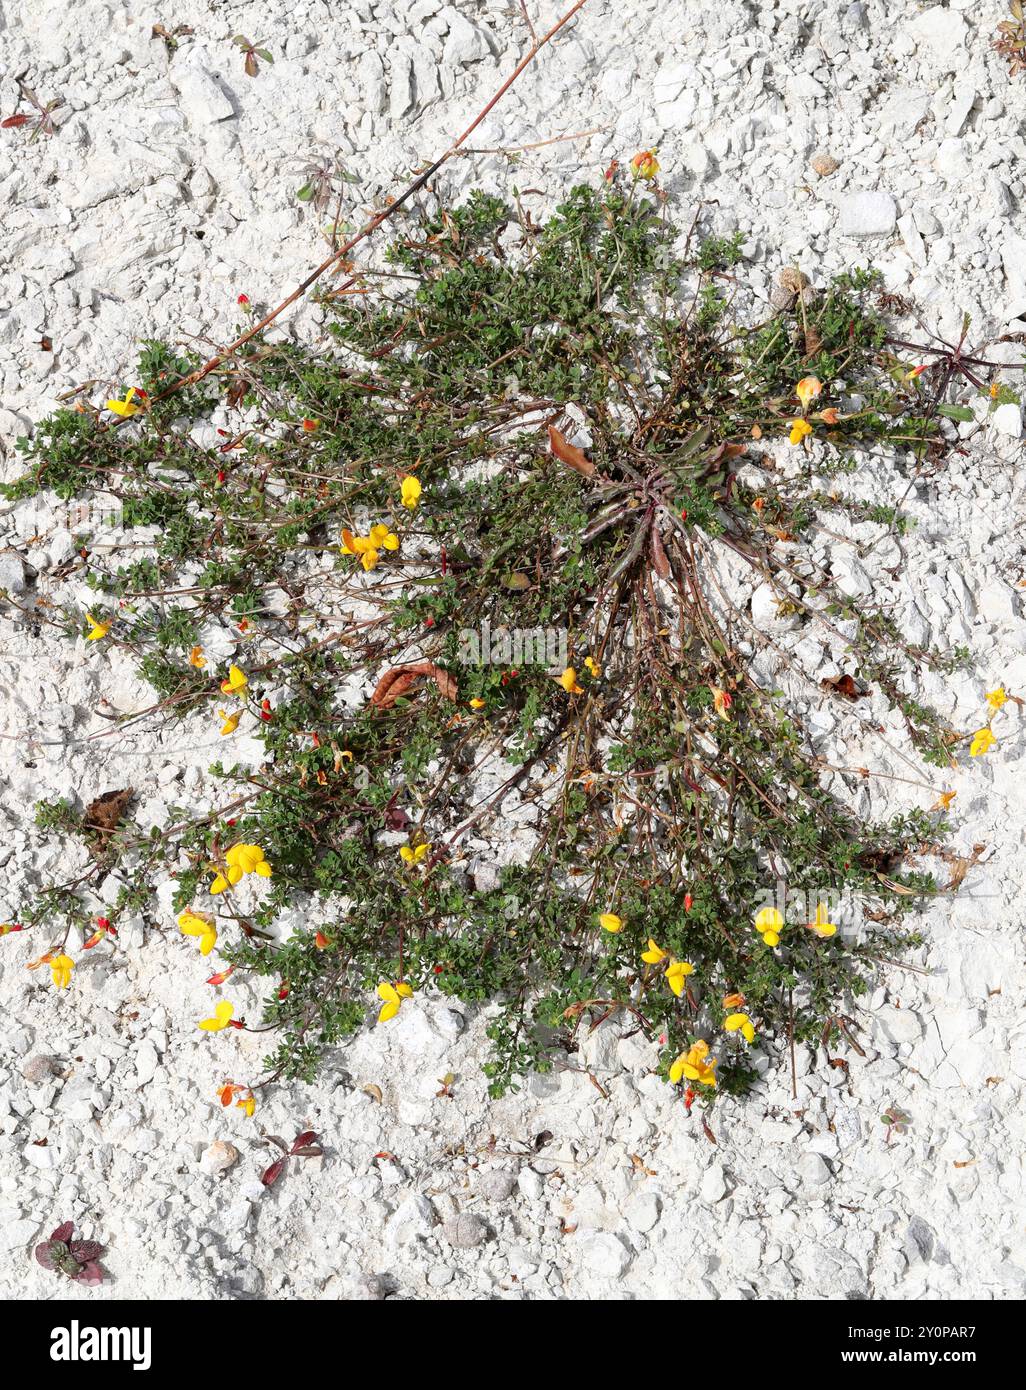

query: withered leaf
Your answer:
[370,662,458,710]
[820,673,864,701]
[650,528,671,579]
[84,787,134,839]
[261,1158,286,1187]
[362,1083,383,1103]
[504,571,531,591]
[547,424,595,478]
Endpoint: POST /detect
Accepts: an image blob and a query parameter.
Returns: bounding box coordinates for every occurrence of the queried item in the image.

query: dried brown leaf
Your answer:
[370,662,458,709]
[547,424,595,477]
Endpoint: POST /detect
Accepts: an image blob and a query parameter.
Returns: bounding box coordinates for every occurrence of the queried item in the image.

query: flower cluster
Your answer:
[341,523,399,571]
[210,842,273,894]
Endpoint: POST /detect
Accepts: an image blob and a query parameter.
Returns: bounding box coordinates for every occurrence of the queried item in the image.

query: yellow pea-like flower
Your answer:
[50,953,75,989]
[400,842,431,865]
[665,958,694,997]
[377,980,413,1022]
[806,903,837,938]
[220,664,248,696]
[669,1040,716,1088]
[598,912,623,933]
[178,909,217,957]
[755,906,784,947]
[724,1011,756,1044]
[85,612,111,642]
[641,938,667,964]
[969,728,995,757]
[400,476,422,510]
[788,418,813,446]
[106,387,142,418]
[198,1000,234,1031]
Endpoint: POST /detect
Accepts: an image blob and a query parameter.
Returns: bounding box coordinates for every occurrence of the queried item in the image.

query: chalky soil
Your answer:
[1,0,1025,1300]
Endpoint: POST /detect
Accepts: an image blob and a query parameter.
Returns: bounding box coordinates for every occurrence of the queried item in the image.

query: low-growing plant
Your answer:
[995,0,1026,78]
[34,1221,106,1285]
[3,168,1017,1115]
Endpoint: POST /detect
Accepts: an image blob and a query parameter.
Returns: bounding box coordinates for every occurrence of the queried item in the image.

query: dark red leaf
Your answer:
[50,1222,74,1243]
[73,1261,103,1286]
[291,1146,323,1159]
[70,1240,104,1262]
[35,1242,59,1270]
[1,114,32,128]
[291,1130,318,1153]
[261,1158,286,1187]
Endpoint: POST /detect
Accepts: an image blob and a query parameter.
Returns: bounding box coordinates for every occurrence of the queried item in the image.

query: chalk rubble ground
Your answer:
[1,0,1025,1300]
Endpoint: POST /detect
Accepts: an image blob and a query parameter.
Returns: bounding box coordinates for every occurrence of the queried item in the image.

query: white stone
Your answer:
[700,1163,728,1203]
[992,403,1023,439]
[907,8,968,69]
[169,57,235,124]
[799,1152,832,1185]
[624,1190,662,1233]
[200,1140,240,1176]
[579,1230,632,1277]
[838,191,897,239]
[385,1194,435,1247]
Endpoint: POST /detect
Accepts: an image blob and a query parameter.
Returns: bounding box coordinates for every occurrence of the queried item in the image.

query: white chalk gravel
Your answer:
[1,0,1025,1300]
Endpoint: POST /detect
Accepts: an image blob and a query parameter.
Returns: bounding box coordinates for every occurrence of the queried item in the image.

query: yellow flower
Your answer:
[85,612,110,642]
[665,958,694,997]
[236,1092,256,1117]
[669,1040,717,1088]
[630,149,660,180]
[50,953,74,990]
[598,912,623,933]
[341,525,399,571]
[106,387,143,418]
[400,841,431,866]
[189,646,207,669]
[806,902,837,938]
[724,1011,756,1043]
[796,376,823,410]
[220,664,248,696]
[400,476,422,510]
[711,685,732,721]
[198,1000,234,1031]
[969,728,995,757]
[559,667,584,694]
[211,843,272,893]
[788,418,813,446]
[469,697,486,710]
[219,709,241,736]
[641,938,668,964]
[377,980,413,1022]
[933,789,957,811]
[227,843,272,877]
[723,991,745,1010]
[986,687,1007,711]
[755,905,783,947]
[583,655,601,677]
[178,909,217,957]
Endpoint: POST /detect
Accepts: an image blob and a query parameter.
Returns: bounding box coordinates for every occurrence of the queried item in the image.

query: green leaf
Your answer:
[937,404,973,422]
[296,183,315,202]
